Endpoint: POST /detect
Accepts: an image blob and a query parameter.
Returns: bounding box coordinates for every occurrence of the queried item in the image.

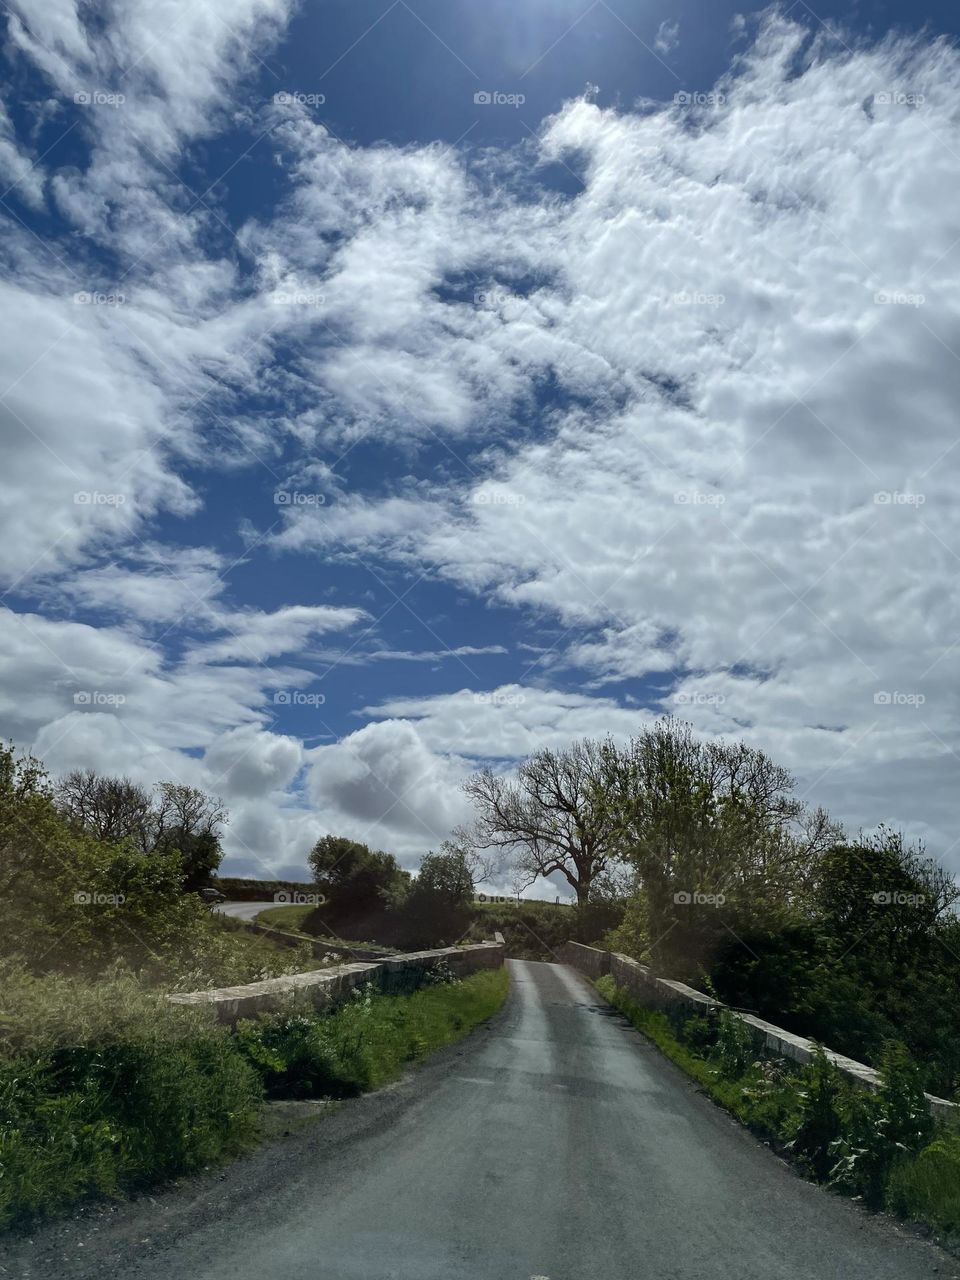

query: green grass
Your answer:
[0,969,262,1231]
[889,1136,960,1234]
[254,904,315,932]
[0,962,509,1232]
[236,967,510,1098]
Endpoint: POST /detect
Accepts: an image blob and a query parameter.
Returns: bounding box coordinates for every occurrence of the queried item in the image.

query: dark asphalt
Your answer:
[5,960,953,1279]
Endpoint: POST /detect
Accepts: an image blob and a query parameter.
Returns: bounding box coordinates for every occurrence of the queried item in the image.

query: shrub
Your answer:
[236,968,509,1099]
[711,1012,756,1081]
[889,1135,960,1232]
[830,1043,933,1208]
[0,971,262,1229]
[784,1048,850,1181]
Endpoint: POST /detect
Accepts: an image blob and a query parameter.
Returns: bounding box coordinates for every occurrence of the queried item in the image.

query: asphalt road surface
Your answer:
[216,900,276,920]
[8,960,952,1280]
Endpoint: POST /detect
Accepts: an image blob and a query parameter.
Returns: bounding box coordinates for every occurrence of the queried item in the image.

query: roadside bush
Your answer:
[889,1135,960,1232]
[784,1048,850,1181]
[0,969,262,1230]
[830,1043,933,1208]
[711,1011,756,1081]
[597,975,950,1237]
[236,967,509,1099]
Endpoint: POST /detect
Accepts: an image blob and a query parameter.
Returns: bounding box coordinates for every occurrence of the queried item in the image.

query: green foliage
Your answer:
[0,971,261,1230]
[236,968,509,1098]
[0,962,509,1230]
[598,976,948,1237]
[785,1048,850,1181]
[596,720,838,974]
[888,1136,960,1232]
[601,891,650,962]
[707,830,960,1096]
[305,834,409,940]
[830,1043,934,1208]
[396,847,475,947]
[712,1011,756,1081]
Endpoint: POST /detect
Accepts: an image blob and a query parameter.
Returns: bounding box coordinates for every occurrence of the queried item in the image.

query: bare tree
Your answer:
[153,782,227,888]
[56,770,155,851]
[461,739,624,906]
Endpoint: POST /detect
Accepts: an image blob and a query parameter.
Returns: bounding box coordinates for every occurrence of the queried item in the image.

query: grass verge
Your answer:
[0,964,509,1232]
[595,974,960,1243]
[236,966,510,1098]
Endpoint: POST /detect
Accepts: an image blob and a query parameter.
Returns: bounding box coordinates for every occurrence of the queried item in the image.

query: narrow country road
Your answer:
[216,900,276,920]
[9,961,952,1280]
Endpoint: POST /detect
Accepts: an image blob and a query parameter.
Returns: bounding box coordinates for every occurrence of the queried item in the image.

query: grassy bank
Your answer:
[0,964,509,1232]
[596,974,960,1240]
[236,965,509,1097]
[255,903,314,931]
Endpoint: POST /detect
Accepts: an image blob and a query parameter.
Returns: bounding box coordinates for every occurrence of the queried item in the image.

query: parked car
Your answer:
[197,886,226,905]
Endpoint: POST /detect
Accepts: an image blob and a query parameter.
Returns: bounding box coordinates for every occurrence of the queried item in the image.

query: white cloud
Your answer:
[192,604,368,664]
[654,19,680,55]
[5,7,960,879]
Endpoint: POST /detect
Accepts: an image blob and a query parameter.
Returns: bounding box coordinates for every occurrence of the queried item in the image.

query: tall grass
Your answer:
[236,966,510,1097]
[0,963,509,1231]
[0,967,262,1230]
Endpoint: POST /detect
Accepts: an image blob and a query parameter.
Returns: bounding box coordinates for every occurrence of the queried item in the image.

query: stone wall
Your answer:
[241,919,396,961]
[563,942,959,1124]
[560,940,611,978]
[168,941,504,1025]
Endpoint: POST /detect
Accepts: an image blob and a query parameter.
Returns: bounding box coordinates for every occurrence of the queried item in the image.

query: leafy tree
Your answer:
[55,771,226,891]
[0,745,207,975]
[400,845,475,947]
[307,834,409,929]
[152,782,226,891]
[598,719,840,972]
[461,739,624,906]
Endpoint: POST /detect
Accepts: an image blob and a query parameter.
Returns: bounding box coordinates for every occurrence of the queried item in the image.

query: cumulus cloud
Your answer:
[4,6,960,876]
[269,16,960,859]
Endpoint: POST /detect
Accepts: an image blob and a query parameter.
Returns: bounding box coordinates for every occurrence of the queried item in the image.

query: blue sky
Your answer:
[3,0,960,888]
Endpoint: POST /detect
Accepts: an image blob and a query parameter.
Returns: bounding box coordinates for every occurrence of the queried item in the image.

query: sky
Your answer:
[2,0,960,889]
